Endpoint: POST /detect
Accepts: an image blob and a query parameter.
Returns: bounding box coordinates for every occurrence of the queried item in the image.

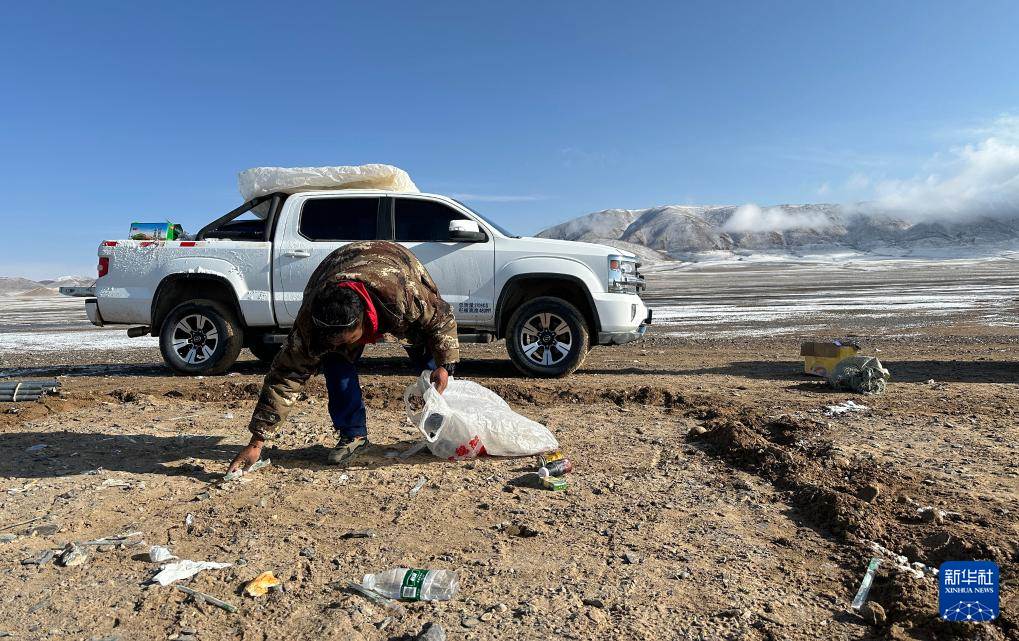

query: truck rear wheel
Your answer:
[159,299,244,375]
[506,296,589,377]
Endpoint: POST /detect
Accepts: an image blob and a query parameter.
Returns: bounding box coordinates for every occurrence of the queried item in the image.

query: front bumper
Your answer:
[85,298,105,327]
[598,309,652,345]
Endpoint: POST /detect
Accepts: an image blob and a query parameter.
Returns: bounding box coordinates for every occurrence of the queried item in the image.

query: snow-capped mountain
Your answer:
[40,275,96,288]
[0,275,95,296]
[538,203,1019,260]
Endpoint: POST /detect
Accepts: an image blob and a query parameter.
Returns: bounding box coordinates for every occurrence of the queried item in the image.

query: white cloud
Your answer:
[866,114,1019,220]
[722,203,834,233]
[449,193,546,203]
[952,113,1019,140]
[816,182,830,196]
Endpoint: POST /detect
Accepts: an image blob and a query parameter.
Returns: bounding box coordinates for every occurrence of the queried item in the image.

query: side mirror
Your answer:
[449,219,486,242]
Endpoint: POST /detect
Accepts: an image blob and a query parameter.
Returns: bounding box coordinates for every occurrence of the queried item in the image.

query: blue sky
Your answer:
[2,1,1019,278]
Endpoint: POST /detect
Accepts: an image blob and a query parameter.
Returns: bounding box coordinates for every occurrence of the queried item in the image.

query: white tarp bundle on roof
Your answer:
[238,164,419,201]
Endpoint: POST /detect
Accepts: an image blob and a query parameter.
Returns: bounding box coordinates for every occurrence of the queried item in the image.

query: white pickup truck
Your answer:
[75,189,651,377]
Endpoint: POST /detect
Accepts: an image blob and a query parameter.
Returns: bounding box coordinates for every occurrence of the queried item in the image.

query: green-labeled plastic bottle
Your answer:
[362,568,459,601]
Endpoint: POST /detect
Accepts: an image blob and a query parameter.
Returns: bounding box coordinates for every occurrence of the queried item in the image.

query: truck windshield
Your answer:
[452,200,519,238]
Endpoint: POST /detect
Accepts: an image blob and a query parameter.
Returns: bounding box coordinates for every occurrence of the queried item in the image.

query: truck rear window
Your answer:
[299,197,379,241]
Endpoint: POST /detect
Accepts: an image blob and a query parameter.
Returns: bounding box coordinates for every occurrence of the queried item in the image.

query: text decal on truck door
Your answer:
[457,301,492,314]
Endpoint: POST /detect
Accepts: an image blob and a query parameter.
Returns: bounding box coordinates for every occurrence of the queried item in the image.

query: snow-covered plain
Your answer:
[0,328,159,352]
[643,254,1019,338]
[0,295,159,352]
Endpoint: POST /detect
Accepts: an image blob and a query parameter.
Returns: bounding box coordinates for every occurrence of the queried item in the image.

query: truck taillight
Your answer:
[98,256,109,278]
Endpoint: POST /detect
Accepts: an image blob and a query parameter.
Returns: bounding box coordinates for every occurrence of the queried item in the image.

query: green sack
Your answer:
[828,356,891,395]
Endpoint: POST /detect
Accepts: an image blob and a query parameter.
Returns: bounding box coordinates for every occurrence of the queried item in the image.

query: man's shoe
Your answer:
[328,436,369,465]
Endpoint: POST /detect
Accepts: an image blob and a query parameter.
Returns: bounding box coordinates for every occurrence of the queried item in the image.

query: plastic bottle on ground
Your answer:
[362,568,459,601]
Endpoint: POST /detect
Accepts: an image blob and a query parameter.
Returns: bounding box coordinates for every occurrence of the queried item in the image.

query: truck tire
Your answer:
[248,340,282,364]
[506,296,589,377]
[159,299,244,375]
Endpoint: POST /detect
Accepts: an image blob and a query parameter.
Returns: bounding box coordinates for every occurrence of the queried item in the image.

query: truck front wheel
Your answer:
[506,296,589,377]
[159,299,244,375]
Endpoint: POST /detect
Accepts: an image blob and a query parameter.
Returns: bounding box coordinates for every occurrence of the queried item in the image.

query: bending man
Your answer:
[228,240,459,471]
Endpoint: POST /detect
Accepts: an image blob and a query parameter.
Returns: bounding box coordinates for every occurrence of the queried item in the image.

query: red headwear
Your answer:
[335,281,379,344]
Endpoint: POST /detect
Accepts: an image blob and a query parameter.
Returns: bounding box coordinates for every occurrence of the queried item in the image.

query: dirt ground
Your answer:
[1,328,1017,641]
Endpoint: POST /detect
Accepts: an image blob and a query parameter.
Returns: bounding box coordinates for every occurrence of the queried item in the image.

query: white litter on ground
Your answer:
[824,400,870,416]
[869,542,938,579]
[151,560,231,586]
[148,546,177,563]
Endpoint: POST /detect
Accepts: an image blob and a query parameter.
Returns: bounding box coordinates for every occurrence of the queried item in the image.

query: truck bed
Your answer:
[95,239,275,327]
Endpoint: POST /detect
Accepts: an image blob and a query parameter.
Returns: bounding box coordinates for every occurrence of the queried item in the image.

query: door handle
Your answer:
[283,250,311,258]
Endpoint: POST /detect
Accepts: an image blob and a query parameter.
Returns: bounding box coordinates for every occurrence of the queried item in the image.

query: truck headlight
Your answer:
[608,255,644,293]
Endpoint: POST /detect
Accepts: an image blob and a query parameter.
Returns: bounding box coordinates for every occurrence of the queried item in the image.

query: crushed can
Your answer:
[540,476,568,491]
[538,450,565,468]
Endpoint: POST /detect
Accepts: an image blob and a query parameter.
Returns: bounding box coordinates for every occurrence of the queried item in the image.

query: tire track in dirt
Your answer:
[687,405,1017,640]
[132,380,691,410]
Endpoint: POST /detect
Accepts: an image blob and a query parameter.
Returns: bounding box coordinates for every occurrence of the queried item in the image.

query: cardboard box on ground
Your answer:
[800,341,861,377]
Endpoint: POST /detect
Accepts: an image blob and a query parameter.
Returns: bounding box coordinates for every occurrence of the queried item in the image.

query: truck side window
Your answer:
[394,198,470,242]
[299,197,379,241]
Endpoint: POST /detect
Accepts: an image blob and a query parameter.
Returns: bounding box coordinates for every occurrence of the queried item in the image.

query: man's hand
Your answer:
[430,366,449,394]
[227,437,265,474]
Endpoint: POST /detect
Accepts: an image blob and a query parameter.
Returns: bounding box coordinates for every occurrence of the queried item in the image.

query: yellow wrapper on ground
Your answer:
[800,342,860,377]
[244,571,281,597]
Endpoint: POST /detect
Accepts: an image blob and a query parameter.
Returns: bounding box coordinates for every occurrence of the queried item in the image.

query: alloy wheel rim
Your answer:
[519,312,572,366]
[171,314,219,365]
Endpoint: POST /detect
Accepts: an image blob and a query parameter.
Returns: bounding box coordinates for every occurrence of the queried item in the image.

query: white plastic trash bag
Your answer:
[238,164,419,201]
[403,371,559,460]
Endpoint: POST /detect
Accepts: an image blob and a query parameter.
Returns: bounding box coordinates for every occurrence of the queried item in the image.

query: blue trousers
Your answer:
[323,346,436,439]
